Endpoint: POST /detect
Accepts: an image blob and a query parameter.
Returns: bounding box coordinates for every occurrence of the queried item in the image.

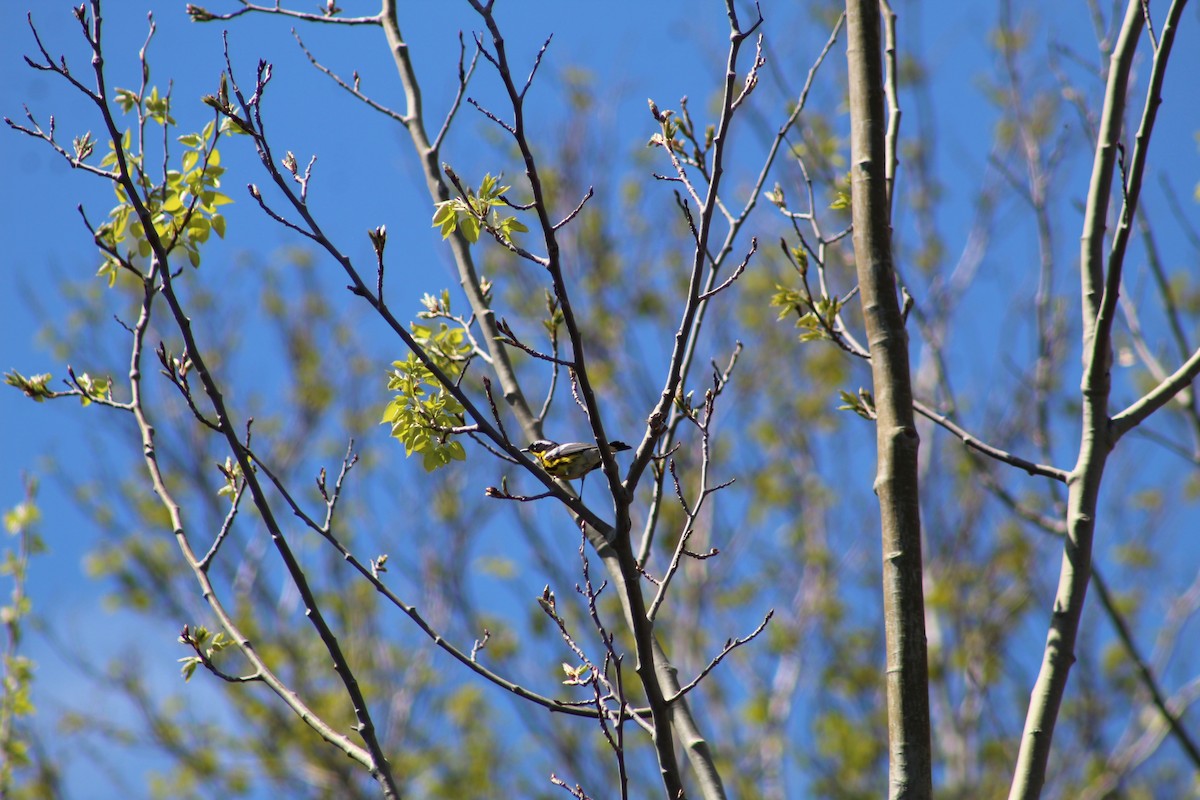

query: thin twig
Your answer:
[913,400,1068,482]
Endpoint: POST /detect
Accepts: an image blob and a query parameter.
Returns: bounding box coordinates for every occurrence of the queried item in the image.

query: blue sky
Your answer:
[4,1,1200,797]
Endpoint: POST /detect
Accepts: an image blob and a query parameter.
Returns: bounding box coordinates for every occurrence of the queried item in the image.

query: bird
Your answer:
[522,438,632,481]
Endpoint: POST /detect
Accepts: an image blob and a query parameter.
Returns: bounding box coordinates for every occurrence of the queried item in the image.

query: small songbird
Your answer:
[522,439,632,481]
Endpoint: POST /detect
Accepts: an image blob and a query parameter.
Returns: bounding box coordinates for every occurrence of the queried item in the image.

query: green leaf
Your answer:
[460,215,480,243]
[97,257,119,287]
[187,217,211,244]
[432,202,456,227]
[114,88,140,113]
[162,192,185,214]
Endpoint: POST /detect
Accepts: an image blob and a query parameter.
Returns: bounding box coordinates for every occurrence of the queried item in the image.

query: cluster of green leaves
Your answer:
[3,371,111,406]
[2,373,54,402]
[73,373,112,406]
[382,295,473,471]
[215,455,252,502]
[771,285,847,345]
[94,88,232,283]
[177,626,232,682]
[837,388,876,420]
[431,173,528,246]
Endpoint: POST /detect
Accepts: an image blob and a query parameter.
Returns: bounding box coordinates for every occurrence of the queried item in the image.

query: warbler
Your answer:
[522,439,632,481]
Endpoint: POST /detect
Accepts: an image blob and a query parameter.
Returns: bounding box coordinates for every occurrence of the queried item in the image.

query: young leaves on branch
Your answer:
[381,306,473,472]
[772,284,846,344]
[177,625,233,683]
[3,373,55,403]
[94,90,231,281]
[837,388,876,420]
[431,172,528,246]
[4,371,111,406]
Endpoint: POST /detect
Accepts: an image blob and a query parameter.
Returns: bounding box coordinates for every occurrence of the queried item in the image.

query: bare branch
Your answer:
[293,29,407,124]
[553,187,595,232]
[185,2,378,25]
[913,400,1069,482]
[1111,347,1200,439]
[433,31,482,151]
[667,610,774,702]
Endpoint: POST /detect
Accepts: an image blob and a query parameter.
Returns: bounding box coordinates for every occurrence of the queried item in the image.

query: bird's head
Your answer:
[522,440,557,455]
